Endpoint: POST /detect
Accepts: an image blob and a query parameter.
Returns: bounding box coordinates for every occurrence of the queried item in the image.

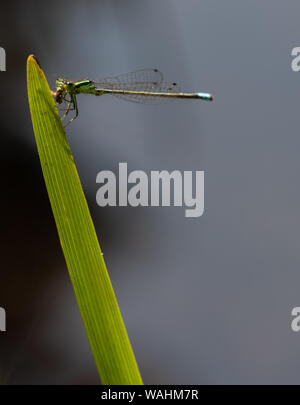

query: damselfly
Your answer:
[53,69,213,126]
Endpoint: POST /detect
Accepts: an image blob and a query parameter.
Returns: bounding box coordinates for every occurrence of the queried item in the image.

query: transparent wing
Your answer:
[101,68,164,85]
[94,69,181,104]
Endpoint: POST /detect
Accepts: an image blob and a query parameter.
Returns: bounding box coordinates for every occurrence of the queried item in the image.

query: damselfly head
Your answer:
[58,77,77,88]
[53,79,65,104]
[54,78,74,103]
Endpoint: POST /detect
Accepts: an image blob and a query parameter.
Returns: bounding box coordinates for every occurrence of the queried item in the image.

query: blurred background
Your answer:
[1,0,300,384]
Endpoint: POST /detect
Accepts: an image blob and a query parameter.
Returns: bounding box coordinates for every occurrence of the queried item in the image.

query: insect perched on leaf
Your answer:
[52,69,213,126]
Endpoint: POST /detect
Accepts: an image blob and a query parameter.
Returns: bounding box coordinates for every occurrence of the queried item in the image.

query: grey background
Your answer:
[0,0,300,384]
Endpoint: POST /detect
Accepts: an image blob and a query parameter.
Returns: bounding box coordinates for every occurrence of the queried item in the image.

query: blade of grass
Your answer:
[27,55,142,385]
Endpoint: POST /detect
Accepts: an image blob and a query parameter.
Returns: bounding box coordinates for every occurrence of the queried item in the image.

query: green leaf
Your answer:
[27,55,143,385]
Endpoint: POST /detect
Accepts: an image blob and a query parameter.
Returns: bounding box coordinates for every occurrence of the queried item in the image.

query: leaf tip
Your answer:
[27,54,42,70]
